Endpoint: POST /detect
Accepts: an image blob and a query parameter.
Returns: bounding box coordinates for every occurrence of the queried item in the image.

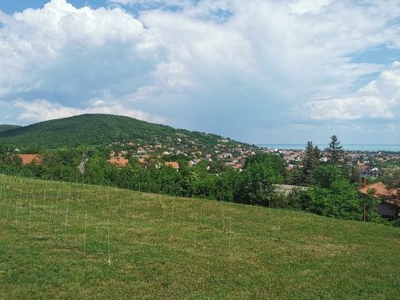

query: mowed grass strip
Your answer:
[0,174,399,299]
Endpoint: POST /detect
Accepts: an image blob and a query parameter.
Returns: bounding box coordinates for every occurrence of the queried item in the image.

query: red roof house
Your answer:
[107,157,129,167]
[359,181,400,220]
[19,154,43,165]
[164,161,180,170]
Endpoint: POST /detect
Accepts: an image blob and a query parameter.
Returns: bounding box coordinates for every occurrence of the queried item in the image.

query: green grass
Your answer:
[0,174,399,299]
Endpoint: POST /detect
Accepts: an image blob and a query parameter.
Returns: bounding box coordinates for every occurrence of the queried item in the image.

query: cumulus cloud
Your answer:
[304,61,400,121]
[0,0,147,99]
[108,0,196,9]
[305,96,394,120]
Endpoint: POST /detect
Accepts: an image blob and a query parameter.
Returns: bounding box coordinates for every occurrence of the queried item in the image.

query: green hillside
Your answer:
[1,174,399,299]
[0,114,246,151]
[0,124,21,132]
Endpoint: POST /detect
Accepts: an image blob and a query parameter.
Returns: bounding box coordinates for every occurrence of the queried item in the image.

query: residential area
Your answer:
[13,140,400,222]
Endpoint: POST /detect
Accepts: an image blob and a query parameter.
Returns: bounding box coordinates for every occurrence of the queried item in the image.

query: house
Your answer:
[107,156,129,167]
[137,148,147,155]
[19,154,43,165]
[360,167,380,179]
[164,161,180,170]
[359,180,400,220]
[137,155,150,165]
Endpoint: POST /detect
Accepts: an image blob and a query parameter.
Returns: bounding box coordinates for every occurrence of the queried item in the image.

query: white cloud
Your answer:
[305,96,394,120]
[304,61,400,121]
[289,0,333,15]
[0,0,146,99]
[14,98,164,124]
[361,63,400,99]
[108,0,195,9]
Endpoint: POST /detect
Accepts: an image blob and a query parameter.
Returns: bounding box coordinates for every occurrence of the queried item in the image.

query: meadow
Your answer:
[0,174,399,299]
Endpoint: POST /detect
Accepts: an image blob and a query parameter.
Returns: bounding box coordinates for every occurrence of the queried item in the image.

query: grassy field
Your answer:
[0,174,399,299]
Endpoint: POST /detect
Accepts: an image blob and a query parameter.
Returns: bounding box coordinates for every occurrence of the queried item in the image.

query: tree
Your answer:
[313,164,344,188]
[0,146,22,168]
[380,167,400,189]
[215,167,242,202]
[300,141,320,185]
[236,153,285,206]
[306,164,363,220]
[361,188,380,222]
[324,135,344,165]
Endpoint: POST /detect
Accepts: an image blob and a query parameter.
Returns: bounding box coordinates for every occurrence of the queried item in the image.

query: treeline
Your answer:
[0,137,385,223]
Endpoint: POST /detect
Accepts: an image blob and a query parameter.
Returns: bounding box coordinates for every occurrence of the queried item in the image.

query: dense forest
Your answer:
[0,114,252,152]
[0,125,21,132]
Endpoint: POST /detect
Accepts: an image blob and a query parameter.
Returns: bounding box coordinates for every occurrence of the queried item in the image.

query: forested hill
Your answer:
[0,125,22,132]
[0,114,250,151]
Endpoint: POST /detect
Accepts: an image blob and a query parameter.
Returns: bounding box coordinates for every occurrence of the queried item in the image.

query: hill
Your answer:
[0,124,21,132]
[0,174,399,299]
[0,114,250,151]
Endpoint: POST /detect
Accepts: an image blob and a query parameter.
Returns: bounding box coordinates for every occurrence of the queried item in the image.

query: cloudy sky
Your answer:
[0,0,399,145]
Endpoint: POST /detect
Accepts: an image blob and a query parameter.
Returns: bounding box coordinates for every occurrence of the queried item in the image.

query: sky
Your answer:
[0,0,400,145]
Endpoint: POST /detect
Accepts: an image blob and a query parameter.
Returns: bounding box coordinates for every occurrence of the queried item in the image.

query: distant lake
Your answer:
[258,144,400,152]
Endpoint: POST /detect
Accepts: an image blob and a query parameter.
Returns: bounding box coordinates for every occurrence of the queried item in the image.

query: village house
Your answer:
[137,147,147,155]
[359,167,380,179]
[164,161,180,170]
[19,154,43,165]
[107,156,129,167]
[359,180,400,220]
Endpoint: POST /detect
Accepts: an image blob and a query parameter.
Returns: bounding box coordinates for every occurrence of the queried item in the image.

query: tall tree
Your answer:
[325,135,344,164]
[301,141,320,185]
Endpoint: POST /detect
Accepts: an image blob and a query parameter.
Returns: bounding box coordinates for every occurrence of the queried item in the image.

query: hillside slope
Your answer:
[0,114,247,151]
[0,125,21,132]
[0,175,399,299]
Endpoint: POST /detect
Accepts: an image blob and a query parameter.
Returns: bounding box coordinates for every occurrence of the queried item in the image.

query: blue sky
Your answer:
[0,0,400,145]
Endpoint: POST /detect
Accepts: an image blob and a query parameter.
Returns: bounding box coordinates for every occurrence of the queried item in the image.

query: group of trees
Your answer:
[286,136,380,222]
[0,135,385,223]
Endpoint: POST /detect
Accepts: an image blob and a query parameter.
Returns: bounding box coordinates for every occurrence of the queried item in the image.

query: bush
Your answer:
[392,219,400,227]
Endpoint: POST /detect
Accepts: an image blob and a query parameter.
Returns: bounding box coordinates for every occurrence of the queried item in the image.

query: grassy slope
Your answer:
[0,174,399,299]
